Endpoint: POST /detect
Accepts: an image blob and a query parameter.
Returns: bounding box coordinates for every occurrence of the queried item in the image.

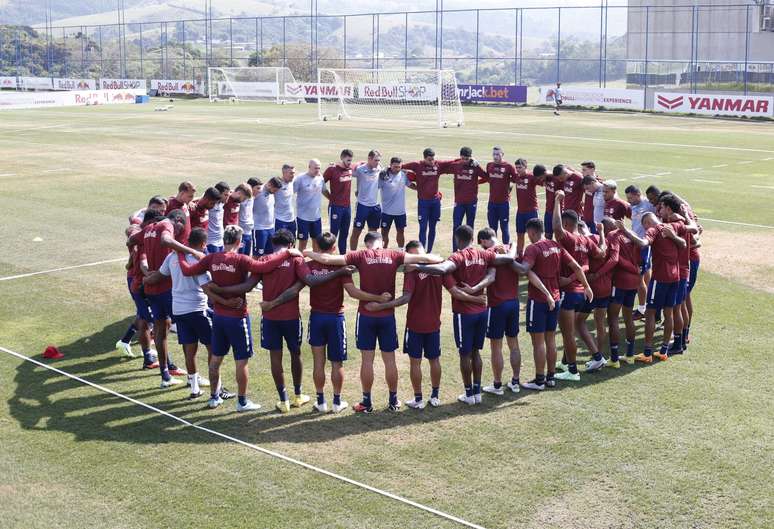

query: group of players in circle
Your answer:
[120,145,702,414]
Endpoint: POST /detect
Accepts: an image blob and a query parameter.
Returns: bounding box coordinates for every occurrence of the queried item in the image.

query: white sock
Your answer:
[638,304,646,313]
[189,374,200,394]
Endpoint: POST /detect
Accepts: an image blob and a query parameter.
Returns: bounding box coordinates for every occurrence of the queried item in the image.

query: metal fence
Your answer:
[1,3,773,94]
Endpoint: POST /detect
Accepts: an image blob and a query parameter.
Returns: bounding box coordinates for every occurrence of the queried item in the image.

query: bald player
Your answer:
[294,159,325,252]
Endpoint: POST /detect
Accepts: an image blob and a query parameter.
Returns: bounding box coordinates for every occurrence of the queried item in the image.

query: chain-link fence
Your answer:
[0,3,772,94]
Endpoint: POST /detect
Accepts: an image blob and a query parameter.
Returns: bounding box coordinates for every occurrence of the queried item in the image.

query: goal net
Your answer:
[207,67,302,104]
[317,68,464,128]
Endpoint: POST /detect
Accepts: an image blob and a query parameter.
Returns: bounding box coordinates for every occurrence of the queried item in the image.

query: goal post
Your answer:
[316,68,464,128]
[207,66,302,104]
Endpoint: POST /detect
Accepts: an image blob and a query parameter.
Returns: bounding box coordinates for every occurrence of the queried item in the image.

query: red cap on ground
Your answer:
[42,346,64,359]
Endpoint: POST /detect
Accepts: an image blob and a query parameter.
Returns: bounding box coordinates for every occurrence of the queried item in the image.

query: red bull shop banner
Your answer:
[0,88,147,110]
[151,79,199,95]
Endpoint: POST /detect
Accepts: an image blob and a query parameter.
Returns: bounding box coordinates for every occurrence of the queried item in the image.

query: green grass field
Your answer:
[1,101,773,529]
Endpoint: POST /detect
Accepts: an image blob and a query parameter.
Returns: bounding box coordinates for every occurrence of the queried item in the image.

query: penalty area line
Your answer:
[0,345,488,529]
[0,257,126,282]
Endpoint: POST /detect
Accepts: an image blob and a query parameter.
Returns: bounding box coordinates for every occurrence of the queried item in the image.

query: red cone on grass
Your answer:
[42,346,64,360]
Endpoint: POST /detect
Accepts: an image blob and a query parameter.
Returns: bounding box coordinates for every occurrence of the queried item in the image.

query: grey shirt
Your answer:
[293,172,324,221]
[252,186,275,231]
[159,252,211,316]
[239,197,254,232]
[630,199,656,237]
[378,170,410,216]
[592,188,606,224]
[354,164,382,207]
[207,202,224,247]
[274,179,295,222]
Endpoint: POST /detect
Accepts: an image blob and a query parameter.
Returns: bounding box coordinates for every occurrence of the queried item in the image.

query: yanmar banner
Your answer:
[0,89,146,110]
[457,84,527,104]
[357,83,437,101]
[53,78,97,91]
[151,79,198,94]
[654,92,773,118]
[99,78,147,90]
[539,86,645,110]
[284,82,354,99]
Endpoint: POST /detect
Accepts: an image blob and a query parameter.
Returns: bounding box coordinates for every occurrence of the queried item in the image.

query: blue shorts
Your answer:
[516,210,539,234]
[275,219,297,236]
[579,296,610,313]
[147,290,173,322]
[453,311,487,355]
[611,286,637,308]
[487,202,509,227]
[380,213,407,231]
[674,278,689,305]
[212,313,253,360]
[640,247,652,275]
[261,317,302,352]
[646,279,678,310]
[486,299,519,339]
[355,313,398,352]
[354,203,382,230]
[206,244,223,254]
[525,299,560,333]
[175,310,212,346]
[308,312,347,362]
[688,260,700,293]
[560,291,586,312]
[543,211,554,239]
[297,218,322,241]
[418,198,442,223]
[238,232,252,255]
[252,228,275,256]
[403,328,441,359]
[127,277,153,323]
[328,204,351,232]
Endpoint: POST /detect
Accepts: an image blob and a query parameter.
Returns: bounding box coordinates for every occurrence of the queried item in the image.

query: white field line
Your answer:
[684,167,703,172]
[655,172,672,176]
[702,218,774,229]
[691,179,722,184]
[0,173,17,177]
[41,168,70,173]
[763,157,774,161]
[711,164,728,168]
[750,185,774,190]
[738,160,754,165]
[0,344,488,529]
[0,257,125,282]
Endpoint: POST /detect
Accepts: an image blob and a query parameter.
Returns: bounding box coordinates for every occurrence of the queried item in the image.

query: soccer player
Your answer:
[275,163,297,236]
[553,82,563,115]
[481,147,517,246]
[304,232,443,413]
[323,149,354,254]
[350,150,383,250]
[513,157,540,255]
[238,182,254,255]
[520,218,588,390]
[177,225,300,411]
[534,164,555,239]
[131,209,203,387]
[625,184,656,319]
[365,240,484,409]
[402,148,448,252]
[251,177,281,257]
[477,228,553,395]
[189,187,222,233]
[605,216,642,366]
[223,183,251,228]
[552,190,599,381]
[581,164,603,234]
[144,227,237,399]
[119,223,156,366]
[615,211,687,363]
[554,164,585,215]
[378,156,412,249]
[576,219,619,372]
[294,159,325,252]
[414,225,519,405]
[603,180,631,221]
[443,146,487,251]
[166,181,196,243]
[207,181,231,253]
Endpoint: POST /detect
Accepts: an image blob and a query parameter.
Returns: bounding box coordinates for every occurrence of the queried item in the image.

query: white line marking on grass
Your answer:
[702,218,774,229]
[0,173,17,177]
[712,164,728,168]
[632,175,650,180]
[41,168,70,173]
[763,157,774,161]
[738,160,753,165]
[0,345,488,529]
[684,167,703,172]
[0,258,125,282]
[692,179,721,184]
[750,185,774,190]
[655,172,672,176]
